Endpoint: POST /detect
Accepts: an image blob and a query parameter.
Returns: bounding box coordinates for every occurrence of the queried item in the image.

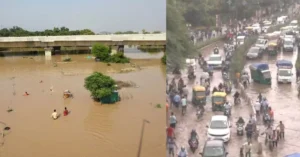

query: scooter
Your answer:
[236,123,244,136]
[196,107,204,120]
[263,113,271,125]
[224,108,230,117]
[189,137,199,153]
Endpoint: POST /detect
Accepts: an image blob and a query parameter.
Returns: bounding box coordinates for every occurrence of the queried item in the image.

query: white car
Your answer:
[284,35,295,44]
[277,68,293,83]
[252,23,262,33]
[255,39,268,50]
[206,54,223,69]
[236,36,246,45]
[283,38,294,52]
[207,115,231,142]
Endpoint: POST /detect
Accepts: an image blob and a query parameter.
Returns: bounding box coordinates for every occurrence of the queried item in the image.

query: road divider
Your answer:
[197,35,226,50]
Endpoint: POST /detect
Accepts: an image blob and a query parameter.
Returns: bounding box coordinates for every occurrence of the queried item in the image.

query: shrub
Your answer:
[84,72,116,99]
[161,53,166,64]
[91,44,130,63]
[109,52,130,63]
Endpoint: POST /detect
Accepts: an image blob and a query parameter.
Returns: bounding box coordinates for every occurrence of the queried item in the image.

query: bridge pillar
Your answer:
[45,47,53,56]
[117,45,124,53]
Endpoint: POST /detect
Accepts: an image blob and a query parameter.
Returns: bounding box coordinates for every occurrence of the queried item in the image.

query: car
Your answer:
[206,54,224,69]
[246,46,263,59]
[252,23,262,33]
[255,38,268,50]
[199,140,228,157]
[283,38,294,52]
[206,115,231,142]
[284,35,295,44]
[236,36,246,45]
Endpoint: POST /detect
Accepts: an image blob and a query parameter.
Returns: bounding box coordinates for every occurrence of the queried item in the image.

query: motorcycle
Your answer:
[196,107,204,120]
[189,137,199,153]
[263,113,271,125]
[208,70,213,77]
[236,123,244,136]
[224,108,230,117]
[234,97,241,105]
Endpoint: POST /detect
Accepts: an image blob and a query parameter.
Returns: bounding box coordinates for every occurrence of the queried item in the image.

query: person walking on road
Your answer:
[243,141,252,157]
[181,95,187,115]
[169,112,177,129]
[276,121,285,139]
[254,100,261,116]
[167,138,177,157]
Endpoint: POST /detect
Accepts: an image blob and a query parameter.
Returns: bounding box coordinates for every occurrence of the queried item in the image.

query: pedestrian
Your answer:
[63,107,69,116]
[276,121,285,139]
[169,112,177,129]
[245,121,253,141]
[51,109,59,120]
[181,95,187,115]
[272,129,278,148]
[167,138,177,157]
[243,141,252,157]
[254,100,261,116]
[166,125,175,144]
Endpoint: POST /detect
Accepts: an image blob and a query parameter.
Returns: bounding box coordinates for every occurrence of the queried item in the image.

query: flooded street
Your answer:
[244,45,300,156]
[168,41,300,157]
[167,43,254,157]
[0,51,166,157]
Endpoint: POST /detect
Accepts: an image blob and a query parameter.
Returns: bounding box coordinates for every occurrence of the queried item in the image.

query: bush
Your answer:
[229,36,258,81]
[161,53,166,64]
[84,72,116,99]
[109,52,130,63]
[91,43,130,63]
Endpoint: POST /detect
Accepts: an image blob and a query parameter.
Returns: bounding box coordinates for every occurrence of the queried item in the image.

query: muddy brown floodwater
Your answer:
[0,53,166,157]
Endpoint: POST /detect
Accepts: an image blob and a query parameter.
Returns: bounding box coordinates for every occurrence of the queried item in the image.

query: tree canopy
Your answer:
[91,43,130,63]
[84,72,116,99]
[167,0,195,71]
[0,26,95,37]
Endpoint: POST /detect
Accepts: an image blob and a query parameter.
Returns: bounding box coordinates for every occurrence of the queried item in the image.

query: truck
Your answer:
[276,60,293,84]
[249,63,271,85]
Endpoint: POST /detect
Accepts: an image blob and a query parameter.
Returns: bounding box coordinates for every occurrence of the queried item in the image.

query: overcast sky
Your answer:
[0,0,166,32]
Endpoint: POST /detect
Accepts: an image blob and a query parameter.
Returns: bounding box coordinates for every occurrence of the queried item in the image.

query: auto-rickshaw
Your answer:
[267,42,278,56]
[192,85,206,106]
[211,92,227,111]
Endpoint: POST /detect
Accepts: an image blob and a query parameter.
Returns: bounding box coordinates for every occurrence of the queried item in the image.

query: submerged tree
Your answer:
[84,72,116,99]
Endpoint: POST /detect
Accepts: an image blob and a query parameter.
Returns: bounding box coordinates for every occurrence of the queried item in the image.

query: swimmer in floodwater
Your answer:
[23,92,29,96]
[63,107,69,116]
[51,109,59,120]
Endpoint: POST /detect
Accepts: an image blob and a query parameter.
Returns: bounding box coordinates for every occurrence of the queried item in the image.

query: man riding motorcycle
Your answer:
[178,146,188,157]
[261,97,269,114]
[224,101,232,116]
[178,77,185,95]
[213,45,219,54]
[241,71,250,87]
[233,91,240,104]
[212,87,218,94]
[258,93,263,103]
[218,83,223,91]
[188,129,199,152]
[236,117,245,126]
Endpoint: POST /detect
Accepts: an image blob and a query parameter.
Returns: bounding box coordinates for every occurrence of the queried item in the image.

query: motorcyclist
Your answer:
[218,83,223,91]
[178,146,188,157]
[268,107,274,121]
[190,129,198,139]
[207,65,213,74]
[178,77,184,91]
[212,87,218,94]
[234,91,240,104]
[241,71,250,87]
[236,117,245,126]
[213,45,219,54]
[223,101,232,116]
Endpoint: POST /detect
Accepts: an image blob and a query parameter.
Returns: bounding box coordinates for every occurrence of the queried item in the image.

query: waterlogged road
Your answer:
[167,43,257,157]
[244,46,300,157]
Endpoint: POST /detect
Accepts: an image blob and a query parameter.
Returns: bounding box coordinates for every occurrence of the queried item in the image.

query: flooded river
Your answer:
[0,51,166,157]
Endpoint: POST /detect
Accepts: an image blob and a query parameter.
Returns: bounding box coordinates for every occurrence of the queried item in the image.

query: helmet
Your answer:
[181,146,185,150]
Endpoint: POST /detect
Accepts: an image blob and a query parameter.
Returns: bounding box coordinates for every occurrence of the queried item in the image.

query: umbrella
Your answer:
[286,153,300,157]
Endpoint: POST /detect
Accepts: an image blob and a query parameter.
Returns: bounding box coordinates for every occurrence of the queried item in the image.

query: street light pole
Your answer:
[137,119,150,157]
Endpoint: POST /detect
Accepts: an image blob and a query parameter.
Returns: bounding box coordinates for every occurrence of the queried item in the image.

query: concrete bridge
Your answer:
[0,33,166,56]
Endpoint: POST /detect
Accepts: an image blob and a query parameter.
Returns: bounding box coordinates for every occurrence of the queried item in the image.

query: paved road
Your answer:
[244,45,300,157]
[167,42,258,157]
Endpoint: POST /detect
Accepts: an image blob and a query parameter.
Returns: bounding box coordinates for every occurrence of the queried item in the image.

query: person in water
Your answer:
[63,107,69,116]
[23,91,29,96]
[51,109,59,120]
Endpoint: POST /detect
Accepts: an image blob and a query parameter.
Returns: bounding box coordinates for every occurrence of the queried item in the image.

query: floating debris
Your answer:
[155,104,162,108]
[115,81,138,89]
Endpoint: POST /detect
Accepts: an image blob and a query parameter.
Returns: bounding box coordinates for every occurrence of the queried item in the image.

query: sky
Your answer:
[0,0,166,33]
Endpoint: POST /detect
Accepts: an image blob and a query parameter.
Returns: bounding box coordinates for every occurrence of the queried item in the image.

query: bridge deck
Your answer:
[0,33,166,42]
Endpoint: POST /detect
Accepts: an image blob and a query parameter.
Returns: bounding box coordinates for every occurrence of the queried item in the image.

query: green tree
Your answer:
[84,72,116,99]
[153,31,162,34]
[167,0,195,71]
[91,44,111,62]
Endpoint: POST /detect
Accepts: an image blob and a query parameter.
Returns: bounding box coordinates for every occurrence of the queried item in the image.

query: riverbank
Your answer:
[0,55,165,157]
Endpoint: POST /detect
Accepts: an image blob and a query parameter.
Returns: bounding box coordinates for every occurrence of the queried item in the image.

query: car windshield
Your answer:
[213,97,224,102]
[262,71,271,78]
[210,120,228,129]
[203,146,225,157]
[196,91,206,97]
[237,38,244,42]
[256,40,265,45]
[278,70,292,76]
[209,56,221,61]
[284,40,293,45]
[249,48,259,54]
